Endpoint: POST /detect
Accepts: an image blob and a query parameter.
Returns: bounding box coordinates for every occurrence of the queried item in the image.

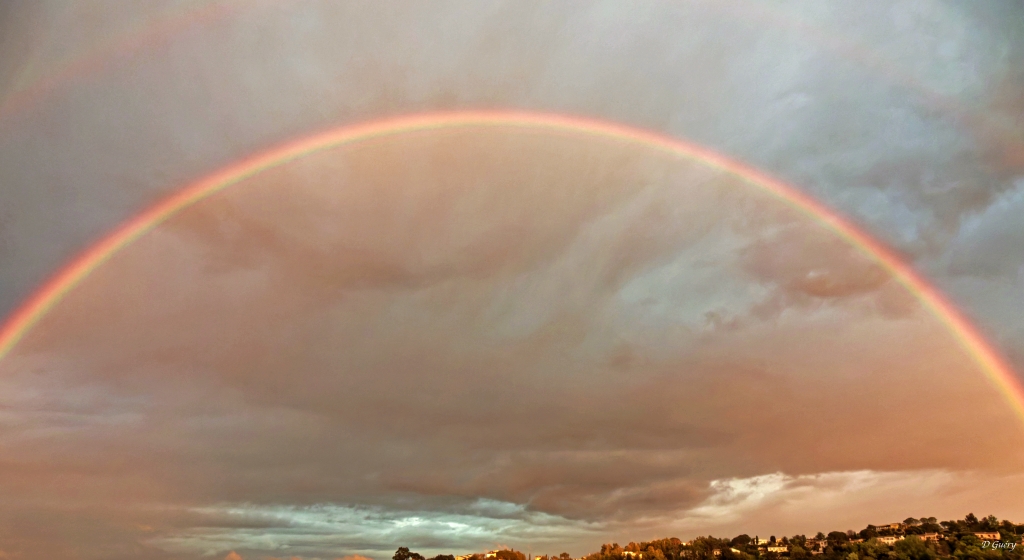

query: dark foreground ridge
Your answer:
[395,513,1024,560]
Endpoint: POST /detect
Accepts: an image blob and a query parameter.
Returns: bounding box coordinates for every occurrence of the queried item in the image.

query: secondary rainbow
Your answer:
[1,110,1022,428]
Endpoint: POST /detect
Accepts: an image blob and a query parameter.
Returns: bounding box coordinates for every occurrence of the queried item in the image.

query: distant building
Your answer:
[918,533,941,543]
[878,536,904,546]
[753,537,769,546]
[623,552,643,558]
[974,532,1001,541]
[767,546,789,553]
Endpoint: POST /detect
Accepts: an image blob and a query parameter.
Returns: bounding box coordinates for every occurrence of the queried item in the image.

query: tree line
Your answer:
[393,513,1023,560]
[579,514,1022,560]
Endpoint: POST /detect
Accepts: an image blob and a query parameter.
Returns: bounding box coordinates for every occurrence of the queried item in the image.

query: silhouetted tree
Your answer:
[827,532,849,544]
[394,548,425,560]
[731,535,752,548]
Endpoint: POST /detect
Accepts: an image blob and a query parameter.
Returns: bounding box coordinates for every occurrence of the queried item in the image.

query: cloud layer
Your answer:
[1,1,1024,559]
[1,128,1023,558]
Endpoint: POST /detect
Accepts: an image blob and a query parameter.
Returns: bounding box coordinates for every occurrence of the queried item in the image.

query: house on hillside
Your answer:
[766,545,789,553]
[623,552,643,558]
[974,532,1001,541]
[878,536,904,546]
[918,533,941,543]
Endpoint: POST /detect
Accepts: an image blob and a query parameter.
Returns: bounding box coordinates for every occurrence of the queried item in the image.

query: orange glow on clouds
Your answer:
[0,110,1021,430]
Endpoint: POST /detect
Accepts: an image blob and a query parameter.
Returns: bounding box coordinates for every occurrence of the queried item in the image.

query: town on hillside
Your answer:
[393,514,1023,560]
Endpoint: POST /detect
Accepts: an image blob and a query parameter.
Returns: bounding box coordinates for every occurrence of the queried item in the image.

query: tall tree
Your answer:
[395,548,425,560]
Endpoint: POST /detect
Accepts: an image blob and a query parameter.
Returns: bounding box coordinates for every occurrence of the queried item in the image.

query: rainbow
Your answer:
[0,0,248,122]
[2,0,1018,167]
[1,110,1022,427]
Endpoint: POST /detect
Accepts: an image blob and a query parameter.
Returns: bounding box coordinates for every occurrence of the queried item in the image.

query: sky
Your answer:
[1,1,1023,559]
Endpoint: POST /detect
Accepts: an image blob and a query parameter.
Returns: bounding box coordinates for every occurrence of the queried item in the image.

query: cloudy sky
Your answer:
[1,1,1023,559]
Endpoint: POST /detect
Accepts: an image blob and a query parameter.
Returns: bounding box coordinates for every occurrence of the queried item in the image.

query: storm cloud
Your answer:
[1,1,1023,559]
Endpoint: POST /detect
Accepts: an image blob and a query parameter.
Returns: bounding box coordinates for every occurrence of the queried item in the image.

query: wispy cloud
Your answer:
[2,1,1024,558]
[152,500,602,559]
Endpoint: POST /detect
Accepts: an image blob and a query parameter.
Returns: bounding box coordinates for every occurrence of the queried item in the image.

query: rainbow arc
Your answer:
[1,111,1021,427]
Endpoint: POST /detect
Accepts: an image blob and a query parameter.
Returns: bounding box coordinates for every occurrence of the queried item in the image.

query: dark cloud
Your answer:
[946,181,1024,278]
